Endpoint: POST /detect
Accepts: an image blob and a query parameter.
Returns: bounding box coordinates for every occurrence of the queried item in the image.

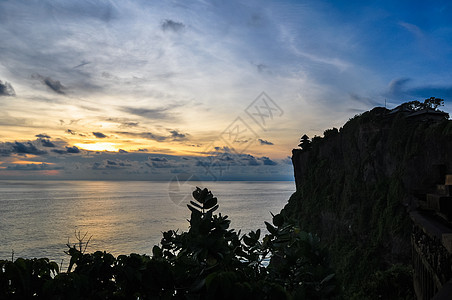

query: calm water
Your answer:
[0,180,294,267]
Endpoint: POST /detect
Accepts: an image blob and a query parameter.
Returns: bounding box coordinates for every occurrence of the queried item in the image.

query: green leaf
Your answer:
[265,221,277,235]
[189,200,204,210]
[152,245,163,258]
[187,203,201,214]
[207,204,219,214]
[272,214,284,227]
[204,197,218,209]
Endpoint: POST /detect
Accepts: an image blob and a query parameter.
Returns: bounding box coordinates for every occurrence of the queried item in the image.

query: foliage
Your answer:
[401,97,445,111]
[285,99,452,298]
[0,187,337,299]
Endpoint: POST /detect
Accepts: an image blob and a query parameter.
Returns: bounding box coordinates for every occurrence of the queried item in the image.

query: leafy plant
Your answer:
[0,187,337,299]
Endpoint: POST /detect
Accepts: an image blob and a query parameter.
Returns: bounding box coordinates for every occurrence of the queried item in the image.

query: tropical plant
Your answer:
[0,187,337,299]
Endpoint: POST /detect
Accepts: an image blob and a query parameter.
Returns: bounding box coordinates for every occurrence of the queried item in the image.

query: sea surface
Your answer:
[0,180,294,268]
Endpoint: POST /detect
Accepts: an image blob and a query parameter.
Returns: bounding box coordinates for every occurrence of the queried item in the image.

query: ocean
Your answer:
[0,180,295,268]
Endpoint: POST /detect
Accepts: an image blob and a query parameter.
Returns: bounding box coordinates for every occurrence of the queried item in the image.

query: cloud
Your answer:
[0,80,16,96]
[121,107,172,120]
[106,118,139,128]
[35,134,50,138]
[40,139,56,147]
[93,132,107,138]
[51,146,80,154]
[387,78,411,98]
[259,156,277,166]
[6,163,62,171]
[161,19,185,32]
[73,60,90,69]
[386,78,452,100]
[32,73,66,94]
[11,142,46,155]
[66,146,80,153]
[149,157,168,162]
[258,138,274,145]
[116,129,189,142]
[51,149,66,154]
[67,129,76,135]
[116,131,167,142]
[399,21,423,38]
[169,130,187,141]
[92,159,133,170]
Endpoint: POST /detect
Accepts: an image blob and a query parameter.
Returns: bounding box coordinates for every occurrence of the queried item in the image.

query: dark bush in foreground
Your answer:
[0,188,336,299]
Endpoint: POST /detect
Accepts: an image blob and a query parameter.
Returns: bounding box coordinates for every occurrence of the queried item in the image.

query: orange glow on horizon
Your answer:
[40,170,60,176]
[74,142,119,152]
[11,160,55,165]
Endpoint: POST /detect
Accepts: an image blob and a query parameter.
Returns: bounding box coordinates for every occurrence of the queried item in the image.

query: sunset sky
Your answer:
[1,0,451,180]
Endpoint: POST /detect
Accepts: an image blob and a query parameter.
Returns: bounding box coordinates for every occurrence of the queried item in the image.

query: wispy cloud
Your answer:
[32,74,66,94]
[399,21,424,39]
[121,107,173,120]
[258,139,274,145]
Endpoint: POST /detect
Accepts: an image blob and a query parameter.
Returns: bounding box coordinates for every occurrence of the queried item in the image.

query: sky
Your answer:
[0,0,451,181]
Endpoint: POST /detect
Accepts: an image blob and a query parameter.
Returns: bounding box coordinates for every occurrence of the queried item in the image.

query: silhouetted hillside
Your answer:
[282,104,452,298]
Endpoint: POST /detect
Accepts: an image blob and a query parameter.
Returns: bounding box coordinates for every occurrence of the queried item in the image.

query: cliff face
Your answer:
[282,107,452,298]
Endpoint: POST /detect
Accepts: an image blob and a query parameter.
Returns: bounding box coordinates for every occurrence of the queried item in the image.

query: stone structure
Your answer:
[411,174,452,299]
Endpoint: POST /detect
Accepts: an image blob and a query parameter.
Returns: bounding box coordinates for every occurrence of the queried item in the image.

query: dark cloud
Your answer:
[121,107,171,120]
[93,132,107,138]
[35,134,50,138]
[0,80,16,96]
[169,130,187,141]
[149,157,168,162]
[105,118,139,128]
[116,131,167,142]
[258,138,274,145]
[386,78,452,101]
[161,19,185,32]
[118,149,128,153]
[40,139,56,147]
[51,149,66,154]
[245,156,260,166]
[6,163,62,171]
[260,157,277,166]
[73,60,90,69]
[32,73,66,94]
[67,129,76,135]
[11,142,46,155]
[66,146,80,153]
[92,159,132,170]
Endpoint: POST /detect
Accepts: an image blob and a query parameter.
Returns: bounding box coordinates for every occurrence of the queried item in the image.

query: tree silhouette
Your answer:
[423,97,444,110]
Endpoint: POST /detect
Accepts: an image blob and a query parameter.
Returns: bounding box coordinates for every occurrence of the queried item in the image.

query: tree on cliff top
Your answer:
[400,97,444,111]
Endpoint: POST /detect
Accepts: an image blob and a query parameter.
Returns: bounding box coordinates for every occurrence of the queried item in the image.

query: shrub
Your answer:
[0,187,337,299]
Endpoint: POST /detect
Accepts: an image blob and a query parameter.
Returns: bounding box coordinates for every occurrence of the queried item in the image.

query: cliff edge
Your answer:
[282,105,452,298]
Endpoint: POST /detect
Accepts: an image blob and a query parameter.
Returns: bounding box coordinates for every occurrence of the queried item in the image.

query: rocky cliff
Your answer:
[282,106,452,298]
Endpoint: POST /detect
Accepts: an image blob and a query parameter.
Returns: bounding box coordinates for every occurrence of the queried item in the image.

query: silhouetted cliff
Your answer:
[282,106,452,298]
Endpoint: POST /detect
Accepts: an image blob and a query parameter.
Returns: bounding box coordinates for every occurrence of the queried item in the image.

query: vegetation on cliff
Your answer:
[282,99,452,299]
[0,188,336,299]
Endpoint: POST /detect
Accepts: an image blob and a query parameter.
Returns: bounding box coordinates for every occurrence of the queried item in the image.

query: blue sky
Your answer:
[0,0,451,180]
